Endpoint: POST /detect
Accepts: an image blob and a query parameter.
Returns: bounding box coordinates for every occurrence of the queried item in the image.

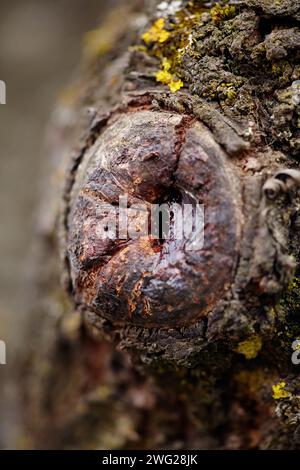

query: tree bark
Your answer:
[23,0,300,449]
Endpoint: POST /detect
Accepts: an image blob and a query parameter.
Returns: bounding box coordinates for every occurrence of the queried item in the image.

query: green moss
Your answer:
[216,82,238,103]
[210,3,237,25]
[272,62,284,77]
[280,274,300,314]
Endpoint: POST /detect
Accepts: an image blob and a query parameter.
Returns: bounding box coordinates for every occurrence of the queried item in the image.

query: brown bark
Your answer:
[23,0,300,449]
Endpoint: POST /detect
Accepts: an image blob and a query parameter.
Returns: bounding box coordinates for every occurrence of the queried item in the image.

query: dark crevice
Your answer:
[258,15,300,39]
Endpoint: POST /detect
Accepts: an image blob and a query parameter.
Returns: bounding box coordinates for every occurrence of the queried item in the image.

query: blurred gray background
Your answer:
[0,0,118,448]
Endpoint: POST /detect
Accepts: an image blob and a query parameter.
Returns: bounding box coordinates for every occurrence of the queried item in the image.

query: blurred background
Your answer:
[0,0,120,448]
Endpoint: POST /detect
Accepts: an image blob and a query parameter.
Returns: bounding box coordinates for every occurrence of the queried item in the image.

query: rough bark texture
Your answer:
[23,0,300,449]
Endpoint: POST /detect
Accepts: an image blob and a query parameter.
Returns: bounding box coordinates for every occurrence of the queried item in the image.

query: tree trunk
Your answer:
[23,0,300,449]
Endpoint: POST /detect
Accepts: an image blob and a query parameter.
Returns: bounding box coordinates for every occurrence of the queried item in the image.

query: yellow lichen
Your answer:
[140,6,204,92]
[139,4,209,93]
[272,381,291,400]
[169,79,184,92]
[155,69,173,85]
[142,18,170,45]
[162,57,172,71]
[236,335,262,359]
[155,56,183,92]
